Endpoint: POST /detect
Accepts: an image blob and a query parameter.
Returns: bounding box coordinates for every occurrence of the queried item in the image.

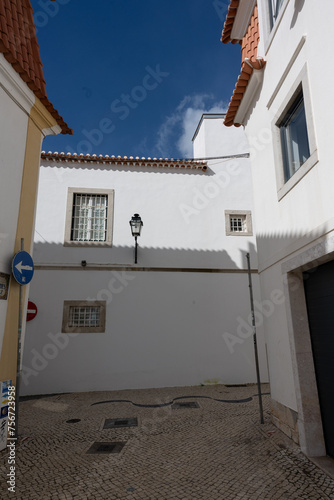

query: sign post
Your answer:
[11,240,34,438]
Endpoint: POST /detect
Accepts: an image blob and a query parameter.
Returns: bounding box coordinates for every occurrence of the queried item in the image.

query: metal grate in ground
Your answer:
[103,417,138,429]
[86,441,126,454]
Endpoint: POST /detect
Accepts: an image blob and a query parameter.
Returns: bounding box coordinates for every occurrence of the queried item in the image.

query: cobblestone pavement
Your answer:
[1,384,334,499]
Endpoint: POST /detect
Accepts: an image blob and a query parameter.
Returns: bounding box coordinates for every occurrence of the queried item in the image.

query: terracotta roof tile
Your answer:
[221,0,241,44]
[41,152,208,172]
[222,4,266,127]
[0,0,72,135]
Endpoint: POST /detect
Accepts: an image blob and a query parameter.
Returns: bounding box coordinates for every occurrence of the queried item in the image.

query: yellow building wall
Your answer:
[0,98,60,386]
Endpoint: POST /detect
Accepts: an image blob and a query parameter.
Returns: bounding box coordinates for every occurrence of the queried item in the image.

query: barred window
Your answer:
[64,188,114,246]
[225,211,253,236]
[230,216,245,233]
[62,301,106,333]
[71,193,108,242]
[69,306,101,328]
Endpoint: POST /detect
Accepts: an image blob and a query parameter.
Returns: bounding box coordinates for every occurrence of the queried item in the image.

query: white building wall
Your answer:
[248,0,334,405]
[22,270,266,393]
[22,115,268,395]
[237,0,334,454]
[34,161,256,269]
[193,113,249,160]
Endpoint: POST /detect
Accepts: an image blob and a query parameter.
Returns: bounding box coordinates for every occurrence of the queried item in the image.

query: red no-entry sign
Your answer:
[27,301,37,321]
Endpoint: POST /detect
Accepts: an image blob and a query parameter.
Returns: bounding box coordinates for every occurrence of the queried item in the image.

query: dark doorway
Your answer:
[304,259,334,458]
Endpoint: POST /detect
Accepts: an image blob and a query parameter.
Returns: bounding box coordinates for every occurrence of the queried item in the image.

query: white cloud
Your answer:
[155,94,227,158]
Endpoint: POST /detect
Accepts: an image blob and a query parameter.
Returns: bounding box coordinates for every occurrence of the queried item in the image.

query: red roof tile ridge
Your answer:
[0,0,72,135]
[221,0,241,44]
[40,151,208,170]
[223,57,266,127]
[223,4,265,127]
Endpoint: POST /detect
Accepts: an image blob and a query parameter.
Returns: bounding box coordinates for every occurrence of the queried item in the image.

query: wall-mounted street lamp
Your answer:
[129,213,143,264]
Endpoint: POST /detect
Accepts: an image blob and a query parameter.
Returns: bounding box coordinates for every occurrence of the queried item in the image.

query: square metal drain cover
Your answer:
[103,417,138,429]
[172,401,200,409]
[86,441,125,454]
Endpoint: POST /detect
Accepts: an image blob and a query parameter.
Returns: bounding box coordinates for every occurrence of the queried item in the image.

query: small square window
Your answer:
[62,301,106,333]
[225,211,253,236]
[280,91,310,182]
[64,188,114,247]
[230,216,246,233]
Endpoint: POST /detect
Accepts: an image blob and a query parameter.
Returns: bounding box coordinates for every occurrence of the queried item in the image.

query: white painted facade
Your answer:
[22,114,269,395]
[226,0,334,457]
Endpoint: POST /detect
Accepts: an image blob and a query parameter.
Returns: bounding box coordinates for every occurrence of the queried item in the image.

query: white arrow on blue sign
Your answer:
[12,251,34,285]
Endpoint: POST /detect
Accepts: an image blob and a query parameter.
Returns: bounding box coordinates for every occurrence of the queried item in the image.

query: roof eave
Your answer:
[40,152,208,172]
[0,1,72,135]
[221,0,257,44]
[224,58,266,127]
[234,64,265,124]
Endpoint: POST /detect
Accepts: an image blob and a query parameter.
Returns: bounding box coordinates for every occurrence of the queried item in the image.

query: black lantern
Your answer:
[129,214,143,263]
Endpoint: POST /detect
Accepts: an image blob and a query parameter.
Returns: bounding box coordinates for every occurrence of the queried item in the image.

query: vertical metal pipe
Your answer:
[246,252,264,424]
[15,238,24,438]
[135,236,138,264]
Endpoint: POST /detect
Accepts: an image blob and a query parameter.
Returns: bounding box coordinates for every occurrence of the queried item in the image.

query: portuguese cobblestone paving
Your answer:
[1,384,334,499]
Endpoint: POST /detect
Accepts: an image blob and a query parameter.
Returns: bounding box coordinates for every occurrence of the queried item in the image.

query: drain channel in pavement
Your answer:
[103,417,138,429]
[91,394,254,408]
[86,441,126,454]
[172,401,200,409]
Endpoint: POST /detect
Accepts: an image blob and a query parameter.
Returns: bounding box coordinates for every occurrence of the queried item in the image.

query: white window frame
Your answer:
[225,210,253,236]
[279,91,310,183]
[271,65,318,200]
[64,188,114,247]
[268,0,285,31]
[261,0,290,54]
[62,300,106,333]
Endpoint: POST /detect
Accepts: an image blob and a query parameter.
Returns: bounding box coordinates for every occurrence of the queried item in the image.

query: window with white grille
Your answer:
[230,216,246,233]
[69,306,101,328]
[71,193,108,242]
[62,301,106,333]
[64,188,114,246]
[225,211,253,236]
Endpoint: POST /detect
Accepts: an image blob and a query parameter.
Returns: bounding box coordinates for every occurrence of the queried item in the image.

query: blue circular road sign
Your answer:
[12,251,34,285]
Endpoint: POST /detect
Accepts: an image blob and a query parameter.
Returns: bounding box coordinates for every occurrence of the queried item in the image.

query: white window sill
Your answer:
[277,149,319,201]
[64,241,112,247]
[226,232,253,237]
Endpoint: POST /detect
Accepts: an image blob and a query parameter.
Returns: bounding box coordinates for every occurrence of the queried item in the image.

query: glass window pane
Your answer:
[280,93,310,182]
[269,0,285,30]
[69,306,101,327]
[71,194,108,241]
[230,217,245,232]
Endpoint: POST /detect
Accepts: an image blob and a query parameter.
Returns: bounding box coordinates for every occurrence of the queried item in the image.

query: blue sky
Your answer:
[32,0,242,159]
